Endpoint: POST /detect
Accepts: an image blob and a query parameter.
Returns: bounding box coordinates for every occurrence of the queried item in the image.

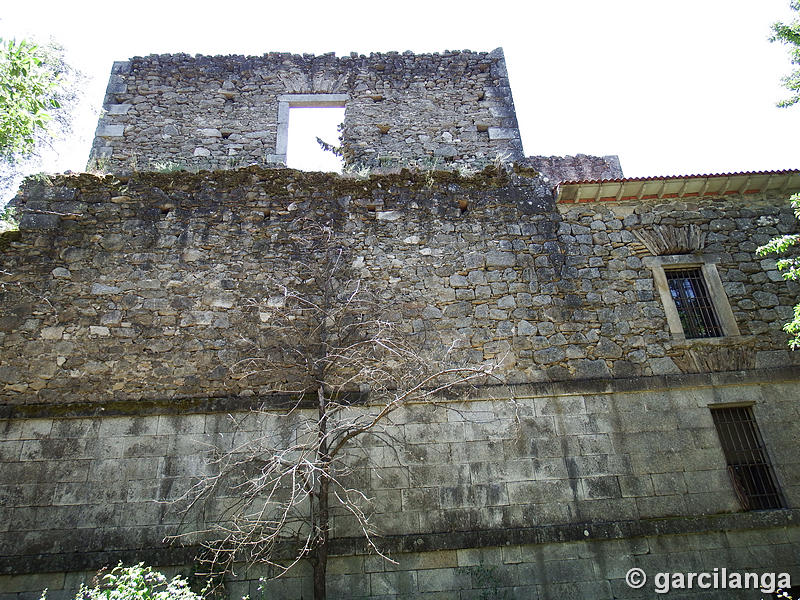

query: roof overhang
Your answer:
[556,170,800,204]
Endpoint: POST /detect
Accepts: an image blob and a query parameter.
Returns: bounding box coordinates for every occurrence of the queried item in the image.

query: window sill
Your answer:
[669,335,756,349]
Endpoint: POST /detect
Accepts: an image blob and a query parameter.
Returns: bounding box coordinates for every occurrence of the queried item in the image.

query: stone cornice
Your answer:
[3,366,798,420]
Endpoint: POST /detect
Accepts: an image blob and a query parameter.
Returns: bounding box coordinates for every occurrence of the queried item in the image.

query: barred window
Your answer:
[711,406,785,511]
[646,255,740,341]
[664,268,723,339]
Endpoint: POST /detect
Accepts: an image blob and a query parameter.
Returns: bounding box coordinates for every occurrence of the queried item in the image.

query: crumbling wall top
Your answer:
[525,154,624,185]
[89,48,524,173]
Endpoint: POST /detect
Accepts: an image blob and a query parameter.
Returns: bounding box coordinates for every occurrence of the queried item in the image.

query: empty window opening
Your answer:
[711,406,785,511]
[286,106,345,173]
[664,268,722,339]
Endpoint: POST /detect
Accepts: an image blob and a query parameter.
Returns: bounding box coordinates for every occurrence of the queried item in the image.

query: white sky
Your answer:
[1,0,798,182]
[287,107,346,172]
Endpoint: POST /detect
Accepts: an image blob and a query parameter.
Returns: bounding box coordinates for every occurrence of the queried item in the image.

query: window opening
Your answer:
[664,268,722,338]
[286,106,345,172]
[711,406,785,510]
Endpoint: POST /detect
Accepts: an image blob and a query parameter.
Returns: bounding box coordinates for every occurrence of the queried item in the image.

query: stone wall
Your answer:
[525,154,624,184]
[89,50,524,173]
[1,168,798,405]
[5,527,799,600]
[1,373,799,599]
[2,167,800,598]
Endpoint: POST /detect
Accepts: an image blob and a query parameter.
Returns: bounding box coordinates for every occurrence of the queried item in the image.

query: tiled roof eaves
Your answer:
[556,169,800,204]
[558,169,800,186]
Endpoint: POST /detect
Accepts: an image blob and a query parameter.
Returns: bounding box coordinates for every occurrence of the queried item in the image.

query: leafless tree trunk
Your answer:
[312,385,330,600]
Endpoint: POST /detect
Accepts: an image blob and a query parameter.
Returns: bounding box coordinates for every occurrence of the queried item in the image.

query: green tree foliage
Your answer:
[0,37,83,205]
[771,0,800,107]
[0,38,63,159]
[757,5,800,346]
[757,194,800,348]
[0,205,18,233]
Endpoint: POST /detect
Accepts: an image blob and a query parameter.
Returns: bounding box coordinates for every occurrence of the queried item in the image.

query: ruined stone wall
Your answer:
[1,374,799,599]
[2,168,800,598]
[525,154,624,184]
[1,168,798,404]
[89,50,524,173]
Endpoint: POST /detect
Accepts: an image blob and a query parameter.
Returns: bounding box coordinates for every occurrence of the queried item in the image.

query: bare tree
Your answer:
[173,213,495,600]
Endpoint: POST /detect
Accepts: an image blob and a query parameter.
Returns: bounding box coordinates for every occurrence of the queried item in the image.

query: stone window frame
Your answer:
[271,94,349,165]
[643,254,740,341]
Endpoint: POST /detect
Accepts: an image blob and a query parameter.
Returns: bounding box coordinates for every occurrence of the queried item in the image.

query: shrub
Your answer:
[43,563,205,600]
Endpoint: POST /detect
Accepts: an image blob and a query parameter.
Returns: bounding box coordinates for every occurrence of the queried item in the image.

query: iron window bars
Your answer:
[711,406,785,511]
[664,268,723,338]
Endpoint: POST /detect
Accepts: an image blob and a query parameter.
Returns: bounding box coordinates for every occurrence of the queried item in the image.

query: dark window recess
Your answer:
[665,268,723,338]
[711,406,785,510]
